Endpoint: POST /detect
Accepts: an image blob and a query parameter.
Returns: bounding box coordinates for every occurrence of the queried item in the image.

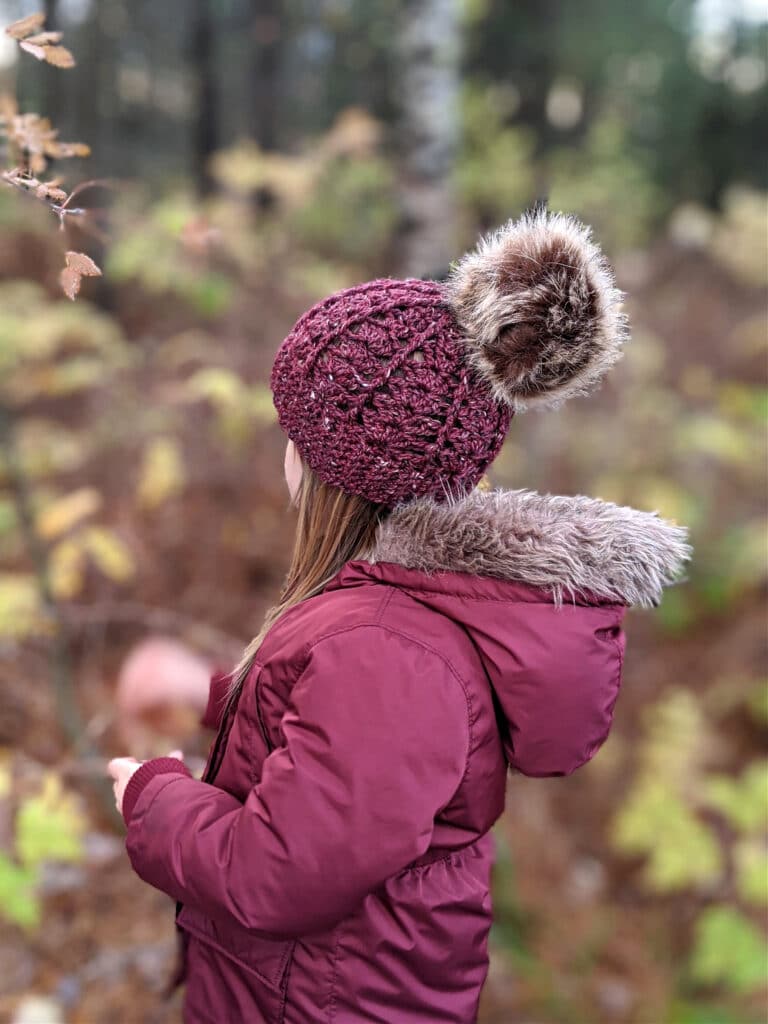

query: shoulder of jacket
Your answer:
[304,607,471,698]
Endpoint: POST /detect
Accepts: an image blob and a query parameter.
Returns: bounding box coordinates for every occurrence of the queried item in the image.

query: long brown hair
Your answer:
[229,458,389,697]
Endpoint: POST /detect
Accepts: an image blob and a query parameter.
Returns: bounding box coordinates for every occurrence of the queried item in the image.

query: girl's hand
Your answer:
[108,750,183,815]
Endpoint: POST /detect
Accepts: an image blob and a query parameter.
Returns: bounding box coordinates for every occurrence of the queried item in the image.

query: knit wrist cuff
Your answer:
[122,757,191,826]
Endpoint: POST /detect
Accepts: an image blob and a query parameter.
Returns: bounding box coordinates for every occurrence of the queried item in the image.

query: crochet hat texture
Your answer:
[270,209,628,508]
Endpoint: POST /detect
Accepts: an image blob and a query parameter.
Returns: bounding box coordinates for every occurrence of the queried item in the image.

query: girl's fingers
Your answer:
[167,749,184,760]
[107,756,138,779]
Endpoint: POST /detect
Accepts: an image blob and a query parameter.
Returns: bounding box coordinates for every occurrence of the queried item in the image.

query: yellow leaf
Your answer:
[0,756,11,798]
[5,13,46,40]
[0,574,42,637]
[185,367,244,407]
[81,526,134,583]
[137,437,186,509]
[48,538,85,600]
[36,487,102,540]
[66,143,90,158]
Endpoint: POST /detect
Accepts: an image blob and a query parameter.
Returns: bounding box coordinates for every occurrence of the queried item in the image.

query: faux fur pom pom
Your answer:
[445,209,629,410]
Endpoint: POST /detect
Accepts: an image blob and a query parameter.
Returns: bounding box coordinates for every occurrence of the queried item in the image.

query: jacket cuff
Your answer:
[201,669,232,731]
[122,757,191,826]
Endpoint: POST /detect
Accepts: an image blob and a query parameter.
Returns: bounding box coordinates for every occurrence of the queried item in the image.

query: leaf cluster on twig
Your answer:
[5,12,75,68]
[0,12,101,299]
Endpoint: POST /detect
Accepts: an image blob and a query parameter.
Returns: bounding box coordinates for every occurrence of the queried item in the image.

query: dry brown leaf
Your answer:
[47,141,90,159]
[10,114,58,160]
[60,266,81,301]
[19,39,46,60]
[35,183,67,203]
[4,13,46,40]
[44,45,75,68]
[24,31,62,44]
[65,251,101,277]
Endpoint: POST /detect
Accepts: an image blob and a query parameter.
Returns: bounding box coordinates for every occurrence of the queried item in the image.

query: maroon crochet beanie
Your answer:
[270,209,628,508]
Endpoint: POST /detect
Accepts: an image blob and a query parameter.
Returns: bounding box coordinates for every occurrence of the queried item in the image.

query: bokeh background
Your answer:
[0,1,766,1022]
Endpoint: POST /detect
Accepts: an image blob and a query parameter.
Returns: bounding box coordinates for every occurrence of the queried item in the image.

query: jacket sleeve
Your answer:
[124,625,469,938]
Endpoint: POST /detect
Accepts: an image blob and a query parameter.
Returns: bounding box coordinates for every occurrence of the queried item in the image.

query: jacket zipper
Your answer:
[254,680,274,755]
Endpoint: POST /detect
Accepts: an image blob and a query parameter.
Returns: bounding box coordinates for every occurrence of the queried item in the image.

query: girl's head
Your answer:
[233,208,627,685]
[270,208,627,509]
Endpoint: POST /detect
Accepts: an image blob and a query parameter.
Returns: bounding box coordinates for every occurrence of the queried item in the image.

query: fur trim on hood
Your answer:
[366,487,691,608]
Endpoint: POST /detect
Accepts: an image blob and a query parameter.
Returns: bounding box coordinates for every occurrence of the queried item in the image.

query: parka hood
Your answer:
[336,487,691,776]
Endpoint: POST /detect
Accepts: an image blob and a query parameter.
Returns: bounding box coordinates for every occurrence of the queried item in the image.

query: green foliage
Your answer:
[733,838,768,908]
[548,115,662,249]
[0,282,138,634]
[709,189,768,288]
[106,194,234,317]
[0,280,130,405]
[0,855,38,929]
[455,84,536,224]
[666,998,756,1024]
[184,368,274,449]
[292,154,397,265]
[690,907,768,995]
[613,778,722,890]
[613,689,768,1004]
[703,761,768,835]
[0,768,85,930]
[747,682,768,725]
[16,774,85,869]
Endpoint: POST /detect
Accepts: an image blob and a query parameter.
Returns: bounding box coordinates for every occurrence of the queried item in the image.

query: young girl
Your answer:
[109,210,690,1024]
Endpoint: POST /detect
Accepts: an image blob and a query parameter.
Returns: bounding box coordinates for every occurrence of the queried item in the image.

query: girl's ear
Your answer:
[284,439,303,505]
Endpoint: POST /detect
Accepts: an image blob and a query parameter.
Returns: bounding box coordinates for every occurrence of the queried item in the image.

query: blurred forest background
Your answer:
[0,0,766,1022]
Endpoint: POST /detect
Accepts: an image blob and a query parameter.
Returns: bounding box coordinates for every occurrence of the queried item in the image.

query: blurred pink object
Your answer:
[115,636,214,754]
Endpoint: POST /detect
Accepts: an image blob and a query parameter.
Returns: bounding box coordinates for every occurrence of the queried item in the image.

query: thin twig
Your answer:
[0,400,82,745]
[63,601,244,662]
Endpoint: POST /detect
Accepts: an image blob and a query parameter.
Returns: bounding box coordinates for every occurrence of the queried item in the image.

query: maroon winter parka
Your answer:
[122,487,689,1024]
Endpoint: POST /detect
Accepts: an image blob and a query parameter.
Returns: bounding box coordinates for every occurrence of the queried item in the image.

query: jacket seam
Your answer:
[175,915,288,994]
[327,921,345,1023]
[396,835,486,877]
[375,586,395,625]
[299,619,473,789]
[577,631,624,767]
[129,771,190,826]
[395,588,625,608]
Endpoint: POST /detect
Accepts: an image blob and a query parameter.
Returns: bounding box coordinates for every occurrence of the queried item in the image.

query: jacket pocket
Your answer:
[177,903,294,995]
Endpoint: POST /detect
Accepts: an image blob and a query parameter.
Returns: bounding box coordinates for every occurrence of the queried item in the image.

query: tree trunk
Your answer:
[43,0,59,126]
[396,0,461,278]
[192,0,217,196]
[250,0,283,151]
